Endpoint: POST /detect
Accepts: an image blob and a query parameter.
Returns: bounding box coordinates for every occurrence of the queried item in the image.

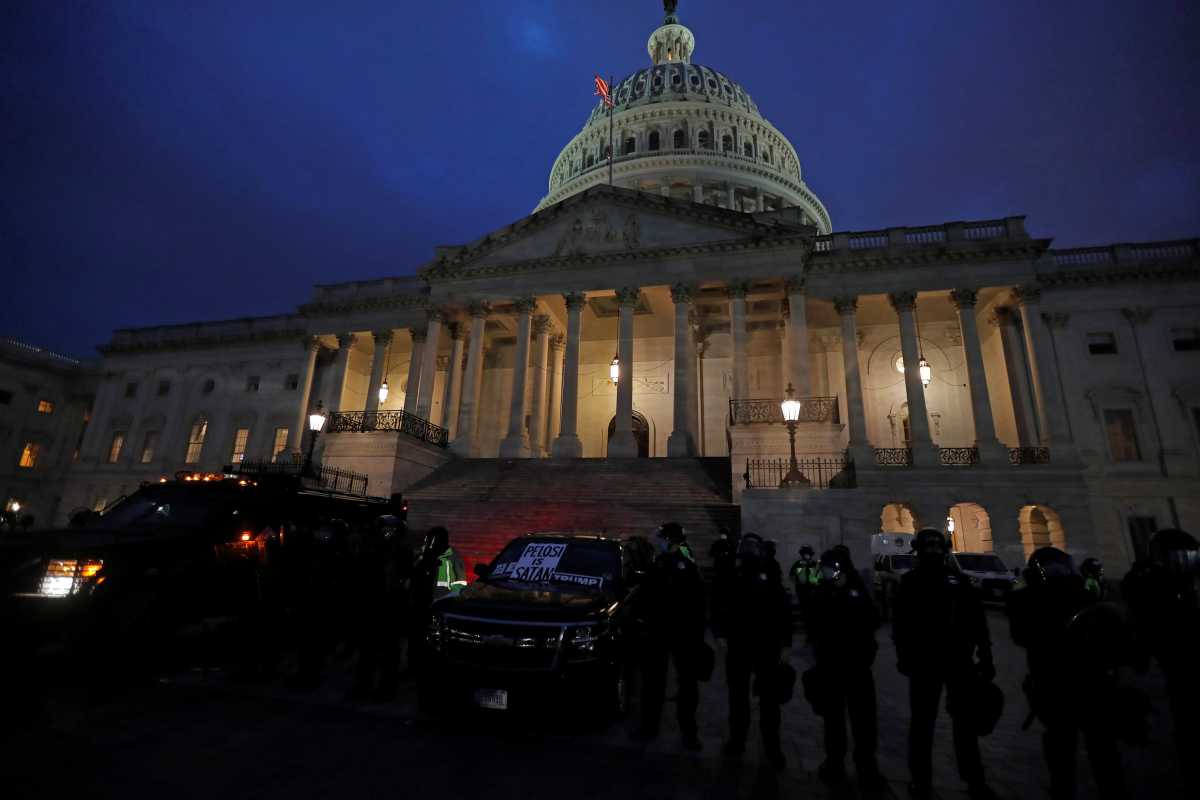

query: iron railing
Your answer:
[232,459,370,497]
[743,456,855,489]
[874,447,913,467]
[1009,446,1051,465]
[328,410,449,448]
[729,396,840,425]
[939,447,980,466]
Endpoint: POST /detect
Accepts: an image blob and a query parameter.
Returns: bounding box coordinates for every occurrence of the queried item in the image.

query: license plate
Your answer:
[473,688,508,710]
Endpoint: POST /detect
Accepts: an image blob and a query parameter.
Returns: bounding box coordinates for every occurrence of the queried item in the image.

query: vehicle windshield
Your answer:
[955,554,1007,573]
[92,485,239,532]
[891,555,914,570]
[488,539,619,590]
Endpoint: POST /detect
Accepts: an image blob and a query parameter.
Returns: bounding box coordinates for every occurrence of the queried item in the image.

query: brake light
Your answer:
[240,531,253,542]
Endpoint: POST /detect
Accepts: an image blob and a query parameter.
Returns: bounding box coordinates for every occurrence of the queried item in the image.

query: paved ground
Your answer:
[1,609,1186,800]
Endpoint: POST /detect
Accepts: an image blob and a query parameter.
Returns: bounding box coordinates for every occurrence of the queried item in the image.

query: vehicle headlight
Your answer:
[427,612,446,652]
[566,621,609,660]
[38,559,104,598]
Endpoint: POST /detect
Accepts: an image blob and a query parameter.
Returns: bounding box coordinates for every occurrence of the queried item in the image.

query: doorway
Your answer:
[607,411,650,457]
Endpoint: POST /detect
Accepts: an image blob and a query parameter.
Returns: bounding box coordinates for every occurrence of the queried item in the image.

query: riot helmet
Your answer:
[818,549,851,588]
[1025,546,1077,587]
[798,544,815,560]
[1080,557,1103,582]
[764,539,778,559]
[1147,529,1200,581]
[913,529,949,570]
[737,532,765,566]
[658,522,686,545]
[423,526,449,558]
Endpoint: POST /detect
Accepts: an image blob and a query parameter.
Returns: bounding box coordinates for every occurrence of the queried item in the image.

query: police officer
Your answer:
[893,529,997,800]
[1008,547,1130,800]
[630,522,706,750]
[348,515,411,701]
[1121,528,1200,789]
[407,526,462,675]
[789,544,819,609]
[1080,557,1105,600]
[713,533,792,770]
[807,548,885,789]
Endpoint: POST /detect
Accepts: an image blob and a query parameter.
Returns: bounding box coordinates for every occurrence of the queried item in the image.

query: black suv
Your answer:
[421,533,653,719]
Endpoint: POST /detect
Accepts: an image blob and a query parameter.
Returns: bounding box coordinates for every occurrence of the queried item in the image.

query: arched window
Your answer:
[743,142,753,158]
[698,130,711,149]
[185,416,208,464]
[673,130,685,149]
[623,137,635,155]
[648,131,661,151]
[721,134,733,153]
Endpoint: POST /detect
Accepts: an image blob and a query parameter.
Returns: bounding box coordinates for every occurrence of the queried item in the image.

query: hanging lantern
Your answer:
[919,357,932,388]
[610,353,620,385]
[378,380,389,404]
[308,400,328,433]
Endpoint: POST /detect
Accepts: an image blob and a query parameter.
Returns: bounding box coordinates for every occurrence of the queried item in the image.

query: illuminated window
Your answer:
[246,376,260,392]
[1087,332,1117,355]
[271,427,289,462]
[37,399,55,414]
[230,428,250,463]
[157,380,171,397]
[284,373,300,390]
[1104,409,1141,462]
[140,431,159,464]
[107,432,125,464]
[124,382,138,398]
[18,442,40,468]
[185,417,208,464]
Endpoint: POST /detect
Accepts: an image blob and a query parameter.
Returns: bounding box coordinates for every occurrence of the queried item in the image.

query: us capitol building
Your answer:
[4,3,1198,574]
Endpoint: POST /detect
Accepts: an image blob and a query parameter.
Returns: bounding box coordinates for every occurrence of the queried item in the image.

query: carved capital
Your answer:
[784,274,806,295]
[302,335,322,353]
[1121,307,1153,326]
[887,291,917,312]
[446,321,463,340]
[670,282,695,304]
[371,329,394,346]
[467,300,492,318]
[550,333,565,351]
[615,286,640,307]
[1042,312,1071,330]
[408,327,426,344]
[725,280,749,299]
[512,296,538,315]
[532,314,552,336]
[949,288,978,310]
[425,307,445,324]
[991,306,1017,327]
[335,332,357,349]
[563,291,587,311]
[1014,284,1042,305]
[832,295,858,315]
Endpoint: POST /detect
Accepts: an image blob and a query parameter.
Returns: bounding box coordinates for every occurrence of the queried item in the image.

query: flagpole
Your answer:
[607,74,614,186]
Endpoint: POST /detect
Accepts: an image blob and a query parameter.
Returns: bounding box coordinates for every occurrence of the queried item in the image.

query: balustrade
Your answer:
[728,396,839,425]
[938,447,980,466]
[1009,446,1051,465]
[874,447,913,467]
[743,455,854,489]
[327,410,449,448]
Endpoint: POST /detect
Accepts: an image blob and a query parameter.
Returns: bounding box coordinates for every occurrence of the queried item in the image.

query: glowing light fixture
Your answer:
[309,401,328,433]
[610,353,620,385]
[378,380,389,404]
[778,383,811,488]
[919,358,932,389]
[8,500,19,514]
[946,515,956,533]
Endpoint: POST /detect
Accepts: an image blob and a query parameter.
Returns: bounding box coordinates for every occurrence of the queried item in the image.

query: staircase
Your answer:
[404,458,739,576]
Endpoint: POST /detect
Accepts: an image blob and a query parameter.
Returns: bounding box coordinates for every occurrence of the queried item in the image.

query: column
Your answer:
[547,334,565,447]
[888,292,938,466]
[288,339,320,455]
[609,287,640,457]
[692,184,704,204]
[726,182,736,210]
[689,318,705,453]
[834,296,872,464]
[78,374,119,465]
[950,289,1007,465]
[402,328,425,414]
[499,297,535,457]
[1015,285,1072,449]
[668,283,696,456]
[552,292,585,458]
[994,306,1039,446]
[452,302,489,456]
[728,281,749,399]
[527,315,552,457]
[364,330,392,416]
[785,276,812,397]
[754,189,765,213]
[415,309,443,420]
[326,332,356,413]
[440,323,465,438]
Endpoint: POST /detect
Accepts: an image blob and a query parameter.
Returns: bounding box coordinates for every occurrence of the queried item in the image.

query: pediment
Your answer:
[422,186,805,280]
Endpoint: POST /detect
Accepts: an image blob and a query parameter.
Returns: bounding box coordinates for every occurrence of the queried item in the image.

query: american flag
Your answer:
[593,74,613,108]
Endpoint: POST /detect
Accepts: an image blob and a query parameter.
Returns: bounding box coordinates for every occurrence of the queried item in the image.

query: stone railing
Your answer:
[327,410,449,448]
[743,455,855,489]
[729,396,840,425]
[1050,239,1199,267]
[812,217,1027,256]
[1009,446,1050,465]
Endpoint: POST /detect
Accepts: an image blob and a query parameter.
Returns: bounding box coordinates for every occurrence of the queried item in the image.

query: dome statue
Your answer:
[534,2,830,232]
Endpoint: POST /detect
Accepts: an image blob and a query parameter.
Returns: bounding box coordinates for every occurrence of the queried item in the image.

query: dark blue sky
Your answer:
[3,0,1198,358]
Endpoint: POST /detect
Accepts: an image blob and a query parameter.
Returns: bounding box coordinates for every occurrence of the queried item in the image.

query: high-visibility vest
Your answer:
[436,548,466,592]
[678,543,695,563]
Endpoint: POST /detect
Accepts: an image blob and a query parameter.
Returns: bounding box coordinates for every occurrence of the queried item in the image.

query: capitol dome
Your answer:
[535,1,831,232]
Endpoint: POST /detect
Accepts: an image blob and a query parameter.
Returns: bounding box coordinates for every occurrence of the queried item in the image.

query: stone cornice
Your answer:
[298,290,429,318]
[99,327,310,355]
[1036,260,1200,289]
[808,238,1051,274]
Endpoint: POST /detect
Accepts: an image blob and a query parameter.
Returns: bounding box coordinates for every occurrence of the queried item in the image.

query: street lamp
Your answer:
[610,353,620,385]
[779,383,811,488]
[302,401,328,478]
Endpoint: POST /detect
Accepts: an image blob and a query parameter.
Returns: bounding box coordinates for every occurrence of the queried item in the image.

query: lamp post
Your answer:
[779,383,811,488]
[302,400,328,478]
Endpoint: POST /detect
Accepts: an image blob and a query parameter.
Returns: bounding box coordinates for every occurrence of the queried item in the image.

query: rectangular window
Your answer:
[124,382,138,398]
[246,376,260,392]
[272,427,289,462]
[230,428,250,463]
[284,373,300,391]
[140,431,159,464]
[1104,409,1141,462]
[18,442,40,468]
[157,380,171,397]
[1171,327,1200,352]
[0,389,12,405]
[185,419,208,464]
[1087,332,1117,355]
[37,399,55,414]
[108,432,126,464]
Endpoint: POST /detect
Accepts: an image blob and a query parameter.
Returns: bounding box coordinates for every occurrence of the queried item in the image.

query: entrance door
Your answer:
[607,412,650,457]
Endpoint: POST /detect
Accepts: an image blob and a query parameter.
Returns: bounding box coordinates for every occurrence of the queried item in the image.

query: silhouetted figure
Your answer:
[807,548,885,789]
[713,533,792,770]
[893,529,997,800]
[1009,547,1133,800]
[407,526,461,675]
[789,544,819,610]
[1080,557,1105,600]
[1121,528,1200,793]
[348,515,411,701]
[288,519,347,689]
[630,522,706,750]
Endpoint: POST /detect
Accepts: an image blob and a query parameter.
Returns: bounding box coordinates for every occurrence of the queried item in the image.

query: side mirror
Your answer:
[473,562,490,578]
